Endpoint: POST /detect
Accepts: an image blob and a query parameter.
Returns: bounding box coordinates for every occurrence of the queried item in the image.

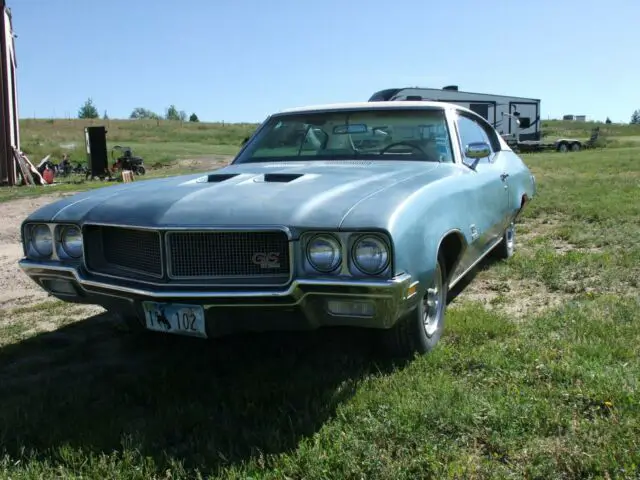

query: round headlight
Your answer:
[307,234,342,272]
[353,236,389,274]
[30,224,53,256]
[61,225,83,258]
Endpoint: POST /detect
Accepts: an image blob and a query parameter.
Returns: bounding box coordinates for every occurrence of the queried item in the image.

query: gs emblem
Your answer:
[252,252,281,269]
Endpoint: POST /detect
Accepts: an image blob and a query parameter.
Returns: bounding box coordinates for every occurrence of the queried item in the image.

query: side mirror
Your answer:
[462,142,491,170]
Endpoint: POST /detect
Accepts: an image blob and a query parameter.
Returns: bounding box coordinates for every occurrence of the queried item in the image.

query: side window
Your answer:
[456,114,494,163]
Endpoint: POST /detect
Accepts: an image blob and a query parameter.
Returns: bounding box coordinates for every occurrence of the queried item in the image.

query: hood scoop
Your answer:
[205,173,239,183]
[260,173,304,183]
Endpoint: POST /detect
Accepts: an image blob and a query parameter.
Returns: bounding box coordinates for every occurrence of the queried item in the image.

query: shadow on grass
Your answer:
[0,312,408,475]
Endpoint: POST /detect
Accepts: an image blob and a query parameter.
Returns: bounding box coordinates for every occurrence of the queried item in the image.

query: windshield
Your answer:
[234,108,454,164]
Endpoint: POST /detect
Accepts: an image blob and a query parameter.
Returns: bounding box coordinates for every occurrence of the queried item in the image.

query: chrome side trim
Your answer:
[448,235,503,289]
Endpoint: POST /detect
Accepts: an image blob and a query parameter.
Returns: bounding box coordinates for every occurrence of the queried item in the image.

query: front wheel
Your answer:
[136,166,146,175]
[379,252,448,358]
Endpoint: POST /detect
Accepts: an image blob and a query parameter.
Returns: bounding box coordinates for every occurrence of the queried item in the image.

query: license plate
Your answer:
[142,302,207,338]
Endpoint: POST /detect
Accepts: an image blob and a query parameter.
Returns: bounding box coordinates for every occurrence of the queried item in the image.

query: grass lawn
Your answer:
[0,123,639,478]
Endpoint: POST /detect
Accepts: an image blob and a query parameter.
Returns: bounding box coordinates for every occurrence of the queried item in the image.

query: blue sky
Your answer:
[9,0,640,124]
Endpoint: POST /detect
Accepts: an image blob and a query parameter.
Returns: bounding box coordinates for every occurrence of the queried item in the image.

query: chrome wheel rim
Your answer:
[423,262,444,337]
[505,222,515,254]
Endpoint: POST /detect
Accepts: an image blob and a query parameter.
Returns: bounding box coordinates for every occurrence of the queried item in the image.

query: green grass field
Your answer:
[19,117,255,164]
[0,118,639,479]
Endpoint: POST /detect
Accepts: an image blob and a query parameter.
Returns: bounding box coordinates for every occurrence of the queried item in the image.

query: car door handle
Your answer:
[500,173,509,181]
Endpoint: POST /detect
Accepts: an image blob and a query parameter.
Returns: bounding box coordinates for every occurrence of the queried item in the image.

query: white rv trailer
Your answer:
[368,85,541,142]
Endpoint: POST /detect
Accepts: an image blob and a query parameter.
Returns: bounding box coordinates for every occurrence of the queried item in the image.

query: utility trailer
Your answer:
[368,85,542,142]
[503,112,600,153]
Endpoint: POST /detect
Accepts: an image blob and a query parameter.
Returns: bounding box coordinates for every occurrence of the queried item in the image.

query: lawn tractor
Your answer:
[111,145,146,175]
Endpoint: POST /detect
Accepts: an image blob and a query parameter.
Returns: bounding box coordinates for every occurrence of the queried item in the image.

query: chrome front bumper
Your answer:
[19,259,419,336]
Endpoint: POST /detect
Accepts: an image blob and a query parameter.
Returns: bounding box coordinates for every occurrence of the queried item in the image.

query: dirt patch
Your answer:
[452,216,578,320]
[517,215,603,255]
[457,276,573,321]
[175,155,233,171]
[0,243,50,309]
[517,215,565,246]
[549,238,604,255]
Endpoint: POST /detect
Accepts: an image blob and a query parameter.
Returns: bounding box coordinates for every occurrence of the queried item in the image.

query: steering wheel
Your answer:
[379,141,427,156]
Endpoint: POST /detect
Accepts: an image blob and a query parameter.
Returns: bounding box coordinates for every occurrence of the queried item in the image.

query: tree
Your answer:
[78,98,99,119]
[165,104,180,121]
[129,107,159,120]
[189,113,199,122]
[605,117,612,124]
[179,110,187,122]
[631,109,640,125]
[103,110,109,120]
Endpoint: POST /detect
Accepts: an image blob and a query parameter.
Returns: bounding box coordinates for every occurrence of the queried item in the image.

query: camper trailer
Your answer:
[368,85,541,143]
[0,0,19,186]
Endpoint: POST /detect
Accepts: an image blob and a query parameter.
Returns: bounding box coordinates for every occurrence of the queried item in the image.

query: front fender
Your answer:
[387,181,476,291]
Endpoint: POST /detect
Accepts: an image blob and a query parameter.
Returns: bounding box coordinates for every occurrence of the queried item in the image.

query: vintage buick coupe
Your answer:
[19,101,536,357]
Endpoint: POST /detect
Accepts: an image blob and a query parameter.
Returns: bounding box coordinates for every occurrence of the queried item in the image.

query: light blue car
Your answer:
[18,101,536,358]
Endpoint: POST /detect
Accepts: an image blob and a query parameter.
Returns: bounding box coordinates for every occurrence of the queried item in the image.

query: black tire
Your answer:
[136,166,146,175]
[493,221,515,260]
[570,142,581,152]
[379,251,448,358]
[557,142,569,153]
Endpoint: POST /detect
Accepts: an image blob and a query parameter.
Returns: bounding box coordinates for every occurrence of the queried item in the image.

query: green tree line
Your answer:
[77,98,199,122]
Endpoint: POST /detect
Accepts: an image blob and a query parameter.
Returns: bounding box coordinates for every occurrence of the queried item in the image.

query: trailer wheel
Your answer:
[570,142,581,152]
[557,142,569,153]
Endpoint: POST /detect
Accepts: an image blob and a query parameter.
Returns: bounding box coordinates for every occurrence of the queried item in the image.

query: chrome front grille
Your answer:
[167,231,290,279]
[84,225,163,279]
[83,225,291,284]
